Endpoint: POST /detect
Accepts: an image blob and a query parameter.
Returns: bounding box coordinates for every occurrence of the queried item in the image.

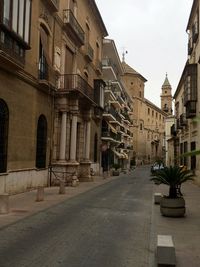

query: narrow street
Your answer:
[0,167,154,267]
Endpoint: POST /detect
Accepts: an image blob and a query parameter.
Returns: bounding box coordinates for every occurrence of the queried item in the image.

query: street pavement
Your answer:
[0,166,200,266]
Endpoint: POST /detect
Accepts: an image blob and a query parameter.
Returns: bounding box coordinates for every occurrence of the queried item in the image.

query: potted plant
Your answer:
[150,165,194,217]
[112,163,120,176]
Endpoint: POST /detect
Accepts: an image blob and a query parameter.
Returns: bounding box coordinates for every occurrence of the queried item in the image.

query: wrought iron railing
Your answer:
[85,43,94,61]
[63,10,85,45]
[0,31,25,65]
[58,74,95,103]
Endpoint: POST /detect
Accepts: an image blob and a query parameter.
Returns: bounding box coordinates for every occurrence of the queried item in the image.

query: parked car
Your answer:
[151,162,164,174]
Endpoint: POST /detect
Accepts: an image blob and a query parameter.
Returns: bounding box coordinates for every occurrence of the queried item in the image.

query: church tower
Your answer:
[161,74,173,115]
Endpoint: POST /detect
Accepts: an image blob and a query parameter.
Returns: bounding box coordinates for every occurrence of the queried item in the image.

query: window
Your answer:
[148,108,150,115]
[2,0,31,44]
[152,110,154,116]
[140,123,143,131]
[94,133,98,162]
[36,115,47,169]
[0,99,9,173]
[39,26,49,80]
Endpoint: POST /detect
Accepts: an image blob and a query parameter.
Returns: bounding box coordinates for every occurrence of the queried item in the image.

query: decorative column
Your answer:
[70,112,78,162]
[85,120,91,161]
[79,114,92,182]
[59,111,67,161]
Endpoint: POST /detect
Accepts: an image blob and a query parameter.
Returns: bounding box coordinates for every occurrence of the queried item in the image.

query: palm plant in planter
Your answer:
[150,165,194,217]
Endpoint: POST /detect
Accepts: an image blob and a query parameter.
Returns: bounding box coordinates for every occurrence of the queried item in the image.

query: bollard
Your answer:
[154,193,163,204]
[59,180,66,194]
[71,176,79,187]
[36,186,44,202]
[0,194,9,214]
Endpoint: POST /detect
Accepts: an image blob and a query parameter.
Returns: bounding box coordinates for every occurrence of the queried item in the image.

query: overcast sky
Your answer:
[95,0,193,108]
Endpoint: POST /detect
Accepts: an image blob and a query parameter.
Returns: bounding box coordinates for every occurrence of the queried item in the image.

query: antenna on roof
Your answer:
[122,48,128,62]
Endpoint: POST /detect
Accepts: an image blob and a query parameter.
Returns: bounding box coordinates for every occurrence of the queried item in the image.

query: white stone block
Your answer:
[157,235,176,266]
[154,193,163,204]
[0,194,9,214]
[36,187,44,202]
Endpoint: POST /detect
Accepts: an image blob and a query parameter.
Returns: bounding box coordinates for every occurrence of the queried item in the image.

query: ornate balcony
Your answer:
[184,64,197,106]
[57,74,96,105]
[63,10,85,47]
[84,43,94,62]
[0,30,25,70]
[102,58,118,80]
[186,101,196,118]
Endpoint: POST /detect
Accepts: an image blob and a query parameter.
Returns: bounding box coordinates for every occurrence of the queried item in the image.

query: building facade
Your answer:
[101,39,133,175]
[51,0,108,183]
[121,62,167,165]
[0,0,108,194]
[0,0,54,194]
[169,0,200,184]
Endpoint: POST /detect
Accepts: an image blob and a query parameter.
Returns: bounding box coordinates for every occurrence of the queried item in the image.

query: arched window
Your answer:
[0,99,9,173]
[94,133,98,162]
[39,25,50,80]
[36,115,47,168]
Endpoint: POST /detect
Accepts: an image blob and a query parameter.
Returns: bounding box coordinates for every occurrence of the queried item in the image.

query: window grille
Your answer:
[36,115,47,168]
[0,99,9,173]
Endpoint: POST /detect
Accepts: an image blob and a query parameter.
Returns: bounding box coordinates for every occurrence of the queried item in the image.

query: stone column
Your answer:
[59,111,67,161]
[85,120,91,160]
[70,113,78,162]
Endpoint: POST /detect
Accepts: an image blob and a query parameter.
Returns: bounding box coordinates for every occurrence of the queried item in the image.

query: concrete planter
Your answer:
[160,197,185,217]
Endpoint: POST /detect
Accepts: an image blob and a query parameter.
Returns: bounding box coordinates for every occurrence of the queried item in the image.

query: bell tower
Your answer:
[161,73,173,115]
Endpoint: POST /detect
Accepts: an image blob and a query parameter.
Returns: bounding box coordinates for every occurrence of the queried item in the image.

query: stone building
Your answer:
[121,62,167,165]
[169,0,200,184]
[0,0,54,194]
[101,39,133,175]
[51,0,108,183]
[0,0,108,194]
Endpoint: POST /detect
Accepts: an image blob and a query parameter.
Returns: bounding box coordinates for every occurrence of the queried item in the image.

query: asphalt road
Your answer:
[0,166,154,267]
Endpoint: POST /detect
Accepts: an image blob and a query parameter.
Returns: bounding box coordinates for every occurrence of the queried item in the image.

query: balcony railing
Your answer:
[186,101,196,118]
[58,74,95,104]
[180,113,187,127]
[102,130,117,141]
[188,37,193,55]
[184,64,197,105]
[47,0,59,12]
[0,30,25,67]
[85,43,94,62]
[38,60,49,80]
[102,58,118,74]
[192,21,199,43]
[63,10,85,46]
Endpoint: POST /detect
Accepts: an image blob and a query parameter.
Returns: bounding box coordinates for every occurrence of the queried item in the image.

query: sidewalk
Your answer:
[0,175,121,229]
[151,181,200,267]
